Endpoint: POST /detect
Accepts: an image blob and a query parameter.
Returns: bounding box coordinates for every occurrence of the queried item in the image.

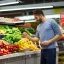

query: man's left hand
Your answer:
[40,40,51,46]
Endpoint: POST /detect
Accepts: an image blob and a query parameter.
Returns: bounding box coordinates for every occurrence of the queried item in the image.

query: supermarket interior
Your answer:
[0,0,64,64]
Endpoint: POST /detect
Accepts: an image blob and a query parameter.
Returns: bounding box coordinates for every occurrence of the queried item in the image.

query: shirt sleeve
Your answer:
[51,19,62,36]
[35,29,39,38]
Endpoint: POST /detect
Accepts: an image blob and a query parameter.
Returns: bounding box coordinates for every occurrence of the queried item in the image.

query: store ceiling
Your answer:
[0,0,64,5]
[21,0,64,4]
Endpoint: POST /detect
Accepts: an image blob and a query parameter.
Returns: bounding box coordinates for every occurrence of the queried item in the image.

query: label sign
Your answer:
[61,13,64,26]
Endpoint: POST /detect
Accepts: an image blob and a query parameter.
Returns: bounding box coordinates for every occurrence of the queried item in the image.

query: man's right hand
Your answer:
[22,32,28,38]
[23,32,39,42]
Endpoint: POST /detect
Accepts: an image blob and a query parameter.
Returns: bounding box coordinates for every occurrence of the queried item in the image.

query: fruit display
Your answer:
[0,17,20,23]
[0,40,19,56]
[0,25,40,56]
[14,38,40,51]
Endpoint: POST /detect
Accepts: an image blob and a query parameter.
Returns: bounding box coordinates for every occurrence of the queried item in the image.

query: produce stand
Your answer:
[0,19,64,64]
[0,50,40,64]
[0,21,40,64]
[0,49,64,64]
[0,21,24,25]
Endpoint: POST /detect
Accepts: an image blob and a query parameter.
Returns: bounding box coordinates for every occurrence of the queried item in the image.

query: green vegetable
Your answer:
[2,27,22,45]
[1,25,34,45]
[19,28,34,36]
[24,29,33,36]
[27,28,35,34]
[2,35,13,45]
[19,28,25,33]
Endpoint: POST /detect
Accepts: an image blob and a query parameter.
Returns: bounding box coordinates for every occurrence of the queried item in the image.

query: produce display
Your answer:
[0,40,19,56]
[0,25,40,56]
[14,38,40,51]
[2,27,22,45]
[1,25,35,44]
[0,17,20,23]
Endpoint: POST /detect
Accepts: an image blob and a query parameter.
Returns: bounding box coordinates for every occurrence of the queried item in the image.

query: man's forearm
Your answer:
[49,35,61,44]
[26,35,39,42]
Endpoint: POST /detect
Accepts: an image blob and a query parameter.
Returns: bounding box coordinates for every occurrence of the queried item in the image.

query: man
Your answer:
[23,9,61,64]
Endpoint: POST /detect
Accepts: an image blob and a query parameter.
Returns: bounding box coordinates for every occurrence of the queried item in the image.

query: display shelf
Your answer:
[0,50,63,60]
[0,50,41,60]
[0,52,25,60]
[25,50,41,55]
[0,21,25,25]
[0,50,64,64]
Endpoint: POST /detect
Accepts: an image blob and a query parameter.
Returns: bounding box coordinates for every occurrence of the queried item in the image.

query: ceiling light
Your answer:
[46,14,60,18]
[16,14,60,21]
[0,6,53,12]
[0,1,21,6]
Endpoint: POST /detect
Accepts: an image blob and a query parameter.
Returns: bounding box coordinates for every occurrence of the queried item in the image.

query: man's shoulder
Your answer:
[47,18,56,24]
[47,18,55,22]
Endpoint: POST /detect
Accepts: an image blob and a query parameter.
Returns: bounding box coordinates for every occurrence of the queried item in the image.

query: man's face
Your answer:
[34,14,42,23]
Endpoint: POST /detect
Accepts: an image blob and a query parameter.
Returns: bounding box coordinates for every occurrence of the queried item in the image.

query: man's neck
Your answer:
[42,17,46,23]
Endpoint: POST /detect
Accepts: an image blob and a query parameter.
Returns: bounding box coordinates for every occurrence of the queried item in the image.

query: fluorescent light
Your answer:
[0,1,19,6]
[16,16,34,20]
[46,14,60,18]
[0,6,53,12]
[15,14,60,22]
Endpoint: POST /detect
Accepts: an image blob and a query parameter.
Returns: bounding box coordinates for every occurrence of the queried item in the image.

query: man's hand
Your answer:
[22,32,29,38]
[23,32,39,42]
[40,40,51,46]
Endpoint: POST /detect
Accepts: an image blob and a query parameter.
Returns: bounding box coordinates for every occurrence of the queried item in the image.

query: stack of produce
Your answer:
[0,25,9,34]
[19,27,35,36]
[2,27,22,45]
[0,40,19,56]
[0,25,35,44]
[14,38,40,51]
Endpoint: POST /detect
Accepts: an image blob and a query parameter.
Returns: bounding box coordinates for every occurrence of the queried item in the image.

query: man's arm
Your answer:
[49,35,61,43]
[23,32,39,42]
[41,35,61,46]
[41,19,62,46]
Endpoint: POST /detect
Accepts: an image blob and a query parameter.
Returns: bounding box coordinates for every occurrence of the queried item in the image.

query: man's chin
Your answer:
[37,21,42,23]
